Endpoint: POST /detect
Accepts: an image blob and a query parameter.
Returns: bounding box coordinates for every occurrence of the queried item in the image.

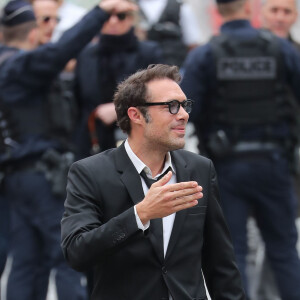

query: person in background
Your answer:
[181,0,300,299]
[31,0,60,45]
[0,1,137,299]
[31,0,78,143]
[251,1,300,299]
[75,0,163,158]
[262,0,300,49]
[262,0,300,201]
[136,0,202,68]
[61,63,246,300]
[51,0,87,42]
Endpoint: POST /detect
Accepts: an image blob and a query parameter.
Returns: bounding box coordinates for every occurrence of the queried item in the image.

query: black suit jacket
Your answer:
[61,144,246,300]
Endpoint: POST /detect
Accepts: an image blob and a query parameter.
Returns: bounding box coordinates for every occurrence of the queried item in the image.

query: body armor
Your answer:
[200,30,299,165]
[139,0,187,66]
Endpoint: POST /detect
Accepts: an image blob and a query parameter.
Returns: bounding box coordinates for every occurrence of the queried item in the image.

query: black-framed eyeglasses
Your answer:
[109,12,131,21]
[39,16,61,23]
[138,99,194,115]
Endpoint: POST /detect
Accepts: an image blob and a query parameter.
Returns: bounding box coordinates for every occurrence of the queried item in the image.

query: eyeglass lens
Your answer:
[169,100,192,114]
[109,12,128,21]
[42,16,60,23]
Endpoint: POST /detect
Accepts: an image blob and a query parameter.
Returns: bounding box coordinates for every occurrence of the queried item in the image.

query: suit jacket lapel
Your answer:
[165,151,190,261]
[114,143,164,262]
[114,143,144,205]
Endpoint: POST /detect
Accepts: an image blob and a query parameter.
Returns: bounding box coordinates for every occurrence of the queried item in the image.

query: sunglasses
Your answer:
[109,12,131,21]
[138,99,194,115]
[39,16,61,24]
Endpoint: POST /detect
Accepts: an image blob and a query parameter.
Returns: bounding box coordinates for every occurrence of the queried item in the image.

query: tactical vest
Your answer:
[0,49,19,154]
[208,30,297,141]
[12,75,77,150]
[0,50,77,154]
[139,0,188,66]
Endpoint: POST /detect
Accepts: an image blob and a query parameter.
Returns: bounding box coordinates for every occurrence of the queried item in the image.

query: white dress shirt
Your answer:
[124,140,176,257]
[125,140,211,300]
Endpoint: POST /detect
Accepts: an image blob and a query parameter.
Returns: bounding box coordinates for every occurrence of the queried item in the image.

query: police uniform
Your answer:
[137,0,201,67]
[0,1,110,299]
[181,1,300,299]
[0,43,19,277]
[287,35,300,215]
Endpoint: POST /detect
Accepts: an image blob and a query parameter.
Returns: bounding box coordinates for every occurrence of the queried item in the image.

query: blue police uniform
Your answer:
[181,19,300,300]
[0,5,110,300]
[0,43,18,277]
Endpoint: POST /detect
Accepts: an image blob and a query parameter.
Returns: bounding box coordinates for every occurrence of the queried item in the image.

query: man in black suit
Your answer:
[61,64,246,300]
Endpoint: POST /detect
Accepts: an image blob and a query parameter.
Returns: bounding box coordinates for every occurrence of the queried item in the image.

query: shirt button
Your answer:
[162,266,167,274]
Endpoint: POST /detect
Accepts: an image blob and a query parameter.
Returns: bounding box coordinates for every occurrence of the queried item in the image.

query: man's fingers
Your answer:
[115,2,138,13]
[153,171,173,186]
[100,0,138,14]
[168,185,203,200]
[172,191,203,208]
[165,181,201,193]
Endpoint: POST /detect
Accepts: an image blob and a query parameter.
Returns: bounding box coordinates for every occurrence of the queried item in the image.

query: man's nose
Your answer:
[176,105,189,121]
[275,10,286,22]
[108,15,120,24]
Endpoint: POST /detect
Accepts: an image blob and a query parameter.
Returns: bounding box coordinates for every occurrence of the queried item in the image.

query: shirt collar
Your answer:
[124,139,175,179]
[221,19,252,33]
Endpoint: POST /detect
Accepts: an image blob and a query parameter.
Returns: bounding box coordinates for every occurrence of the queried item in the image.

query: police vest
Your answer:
[139,0,188,66]
[11,75,77,150]
[0,48,19,154]
[0,51,77,154]
[209,30,297,137]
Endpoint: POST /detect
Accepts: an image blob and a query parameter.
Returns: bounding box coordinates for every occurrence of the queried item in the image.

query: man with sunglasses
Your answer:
[75,0,163,158]
[61,64,246,300]
[0,0,137,299]
[31,0,60,45]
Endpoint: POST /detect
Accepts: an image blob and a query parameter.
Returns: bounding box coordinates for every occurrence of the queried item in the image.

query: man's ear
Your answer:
[28,27,39,48]
[127,107,144,125]
[244,0,251,16]
[292,9,298,26]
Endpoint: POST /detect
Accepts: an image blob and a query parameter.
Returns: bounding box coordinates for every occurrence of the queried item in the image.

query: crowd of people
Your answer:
[0,0,299,300]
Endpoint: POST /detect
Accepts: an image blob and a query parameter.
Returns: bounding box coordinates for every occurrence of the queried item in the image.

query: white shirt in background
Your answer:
[138,0,204,46]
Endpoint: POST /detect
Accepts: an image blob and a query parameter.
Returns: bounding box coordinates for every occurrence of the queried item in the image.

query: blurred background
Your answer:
[1,0,300,43]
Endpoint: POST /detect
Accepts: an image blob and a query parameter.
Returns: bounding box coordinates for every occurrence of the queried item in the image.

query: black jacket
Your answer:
[0,6,109,165]
[75,29,163,157]
[61,144,246,300]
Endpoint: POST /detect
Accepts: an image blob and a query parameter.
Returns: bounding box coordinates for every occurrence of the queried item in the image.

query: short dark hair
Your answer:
[2,21,37,43]
[113,64,181,135]
[217,0,246,17]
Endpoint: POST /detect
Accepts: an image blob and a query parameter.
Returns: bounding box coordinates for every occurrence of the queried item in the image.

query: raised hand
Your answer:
[136,171,203,225]
[99,0,138,14]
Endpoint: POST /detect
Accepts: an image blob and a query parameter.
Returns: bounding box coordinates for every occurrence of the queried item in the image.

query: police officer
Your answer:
[136,0,201,67]
[181,0,300,299]
[262,0,300,204]
[262,0,300,50]
[0,0,137,299]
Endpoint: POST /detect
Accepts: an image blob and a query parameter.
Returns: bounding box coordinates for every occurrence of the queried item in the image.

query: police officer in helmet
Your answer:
[181,0,300,299]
